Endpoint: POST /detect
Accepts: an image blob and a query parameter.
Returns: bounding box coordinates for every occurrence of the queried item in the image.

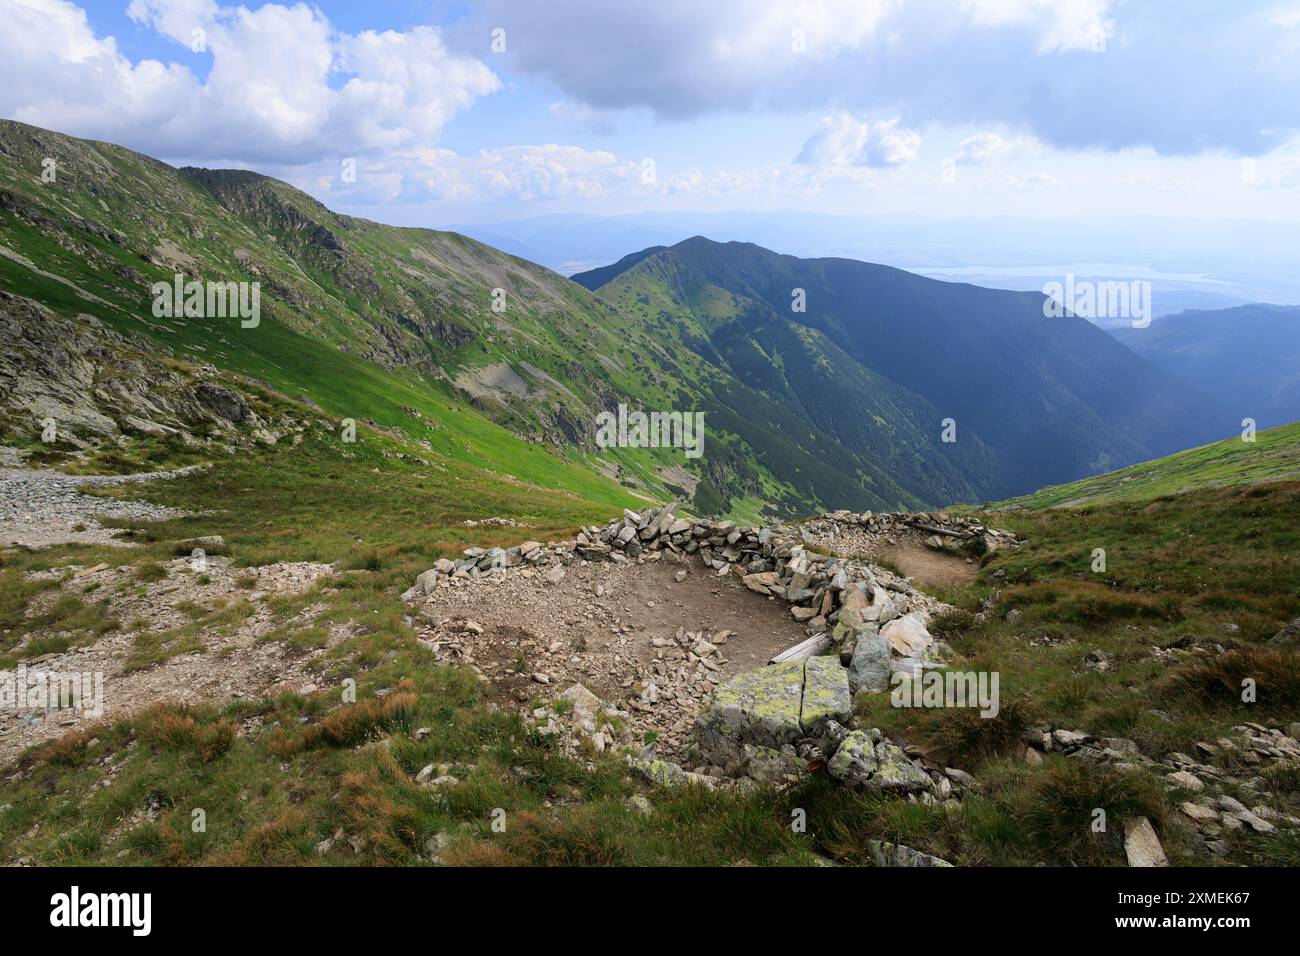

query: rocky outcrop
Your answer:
[0,291,282,450]
[193,383,250,423]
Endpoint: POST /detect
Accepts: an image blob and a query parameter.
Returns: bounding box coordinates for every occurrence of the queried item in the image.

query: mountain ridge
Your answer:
[0,119,990,518]
[576,236,1234,499]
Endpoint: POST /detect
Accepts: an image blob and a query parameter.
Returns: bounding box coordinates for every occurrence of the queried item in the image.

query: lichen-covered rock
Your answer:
[867,840,953,868]
[827,730,932,795]
[800,656,852,734]
[696,657,850,767]
[696,659,806,766]
[741,744,807,785]
[628,756,719,790]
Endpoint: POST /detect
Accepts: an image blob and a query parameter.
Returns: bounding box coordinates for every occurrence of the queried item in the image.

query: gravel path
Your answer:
[0,556,338,767]
[0,458,200,548]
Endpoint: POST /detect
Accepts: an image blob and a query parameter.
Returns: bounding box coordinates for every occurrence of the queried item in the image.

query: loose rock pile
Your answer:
[1018,720,1300,864]
[407,504,956,681]
[799,508,1021,558]
[0,463,200,548]
[406,503,993,840]
[634,656,978,818]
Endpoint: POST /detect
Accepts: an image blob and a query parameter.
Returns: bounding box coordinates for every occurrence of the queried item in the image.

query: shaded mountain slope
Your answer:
[1113,305,1300,430]
[578,237,1232,499]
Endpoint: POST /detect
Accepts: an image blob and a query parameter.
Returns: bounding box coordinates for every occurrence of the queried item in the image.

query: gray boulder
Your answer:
[1270,618,1300,646]
[193,382,250,423]
[847,634,893,694]
[827,730,932,795]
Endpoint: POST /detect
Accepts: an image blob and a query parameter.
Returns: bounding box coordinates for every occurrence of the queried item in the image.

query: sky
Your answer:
[2,0,1300,229]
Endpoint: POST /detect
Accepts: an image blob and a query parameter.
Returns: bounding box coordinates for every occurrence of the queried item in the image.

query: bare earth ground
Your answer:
[0,450,952,770]
[798,521,979,590]
[410,556,811,760]
[873,542,978,590]
[0,556,340,765]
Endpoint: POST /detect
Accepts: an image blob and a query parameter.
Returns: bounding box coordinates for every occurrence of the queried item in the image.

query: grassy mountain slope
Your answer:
[0,120,1025,519]
[989,420,1300,510]
[1113,305,1300,430]
[0,120,928,519]
[579,237,1234,500]
[592,244,1004,506]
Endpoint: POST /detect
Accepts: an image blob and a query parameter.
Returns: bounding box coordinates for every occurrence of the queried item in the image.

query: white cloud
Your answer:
[796,114,921,168]
[959,0,1112,53]
[951,131,1034,165]
[472,0,894,118]
[308,139,889,209]
[0,0,498,164]
[548,100,619,135]
[0,0,197,139]
[470,0,1300,157]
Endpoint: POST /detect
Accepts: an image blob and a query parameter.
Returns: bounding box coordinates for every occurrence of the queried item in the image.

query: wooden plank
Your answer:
[909,523,969,538]
[769,633,832,664]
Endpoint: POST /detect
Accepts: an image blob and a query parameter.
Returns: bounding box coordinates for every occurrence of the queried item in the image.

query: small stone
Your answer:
[1180,802,1220,824]
[1166,770,1204,792]
[1052,729,1092,748]
[1123,817,1168,867]
[625,794,654,816]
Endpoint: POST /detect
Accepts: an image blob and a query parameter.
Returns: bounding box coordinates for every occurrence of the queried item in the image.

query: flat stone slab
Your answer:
[867,840,953,868]
[1123,817,1169,867]
[801,655,852,733]
[696,657,851,767]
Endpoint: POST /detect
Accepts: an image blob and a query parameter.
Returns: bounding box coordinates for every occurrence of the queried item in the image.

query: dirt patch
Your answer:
[797,517,980,590]
[409,556,811,758]
[874,542,978,590]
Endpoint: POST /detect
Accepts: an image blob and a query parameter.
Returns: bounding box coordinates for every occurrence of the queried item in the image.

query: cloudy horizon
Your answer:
[1,0,1298,230]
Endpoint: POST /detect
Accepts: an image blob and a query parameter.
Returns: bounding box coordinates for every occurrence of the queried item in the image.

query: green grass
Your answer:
[2,363,1293,849]
[3,432,1298,865]
[992,420,1300,510]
